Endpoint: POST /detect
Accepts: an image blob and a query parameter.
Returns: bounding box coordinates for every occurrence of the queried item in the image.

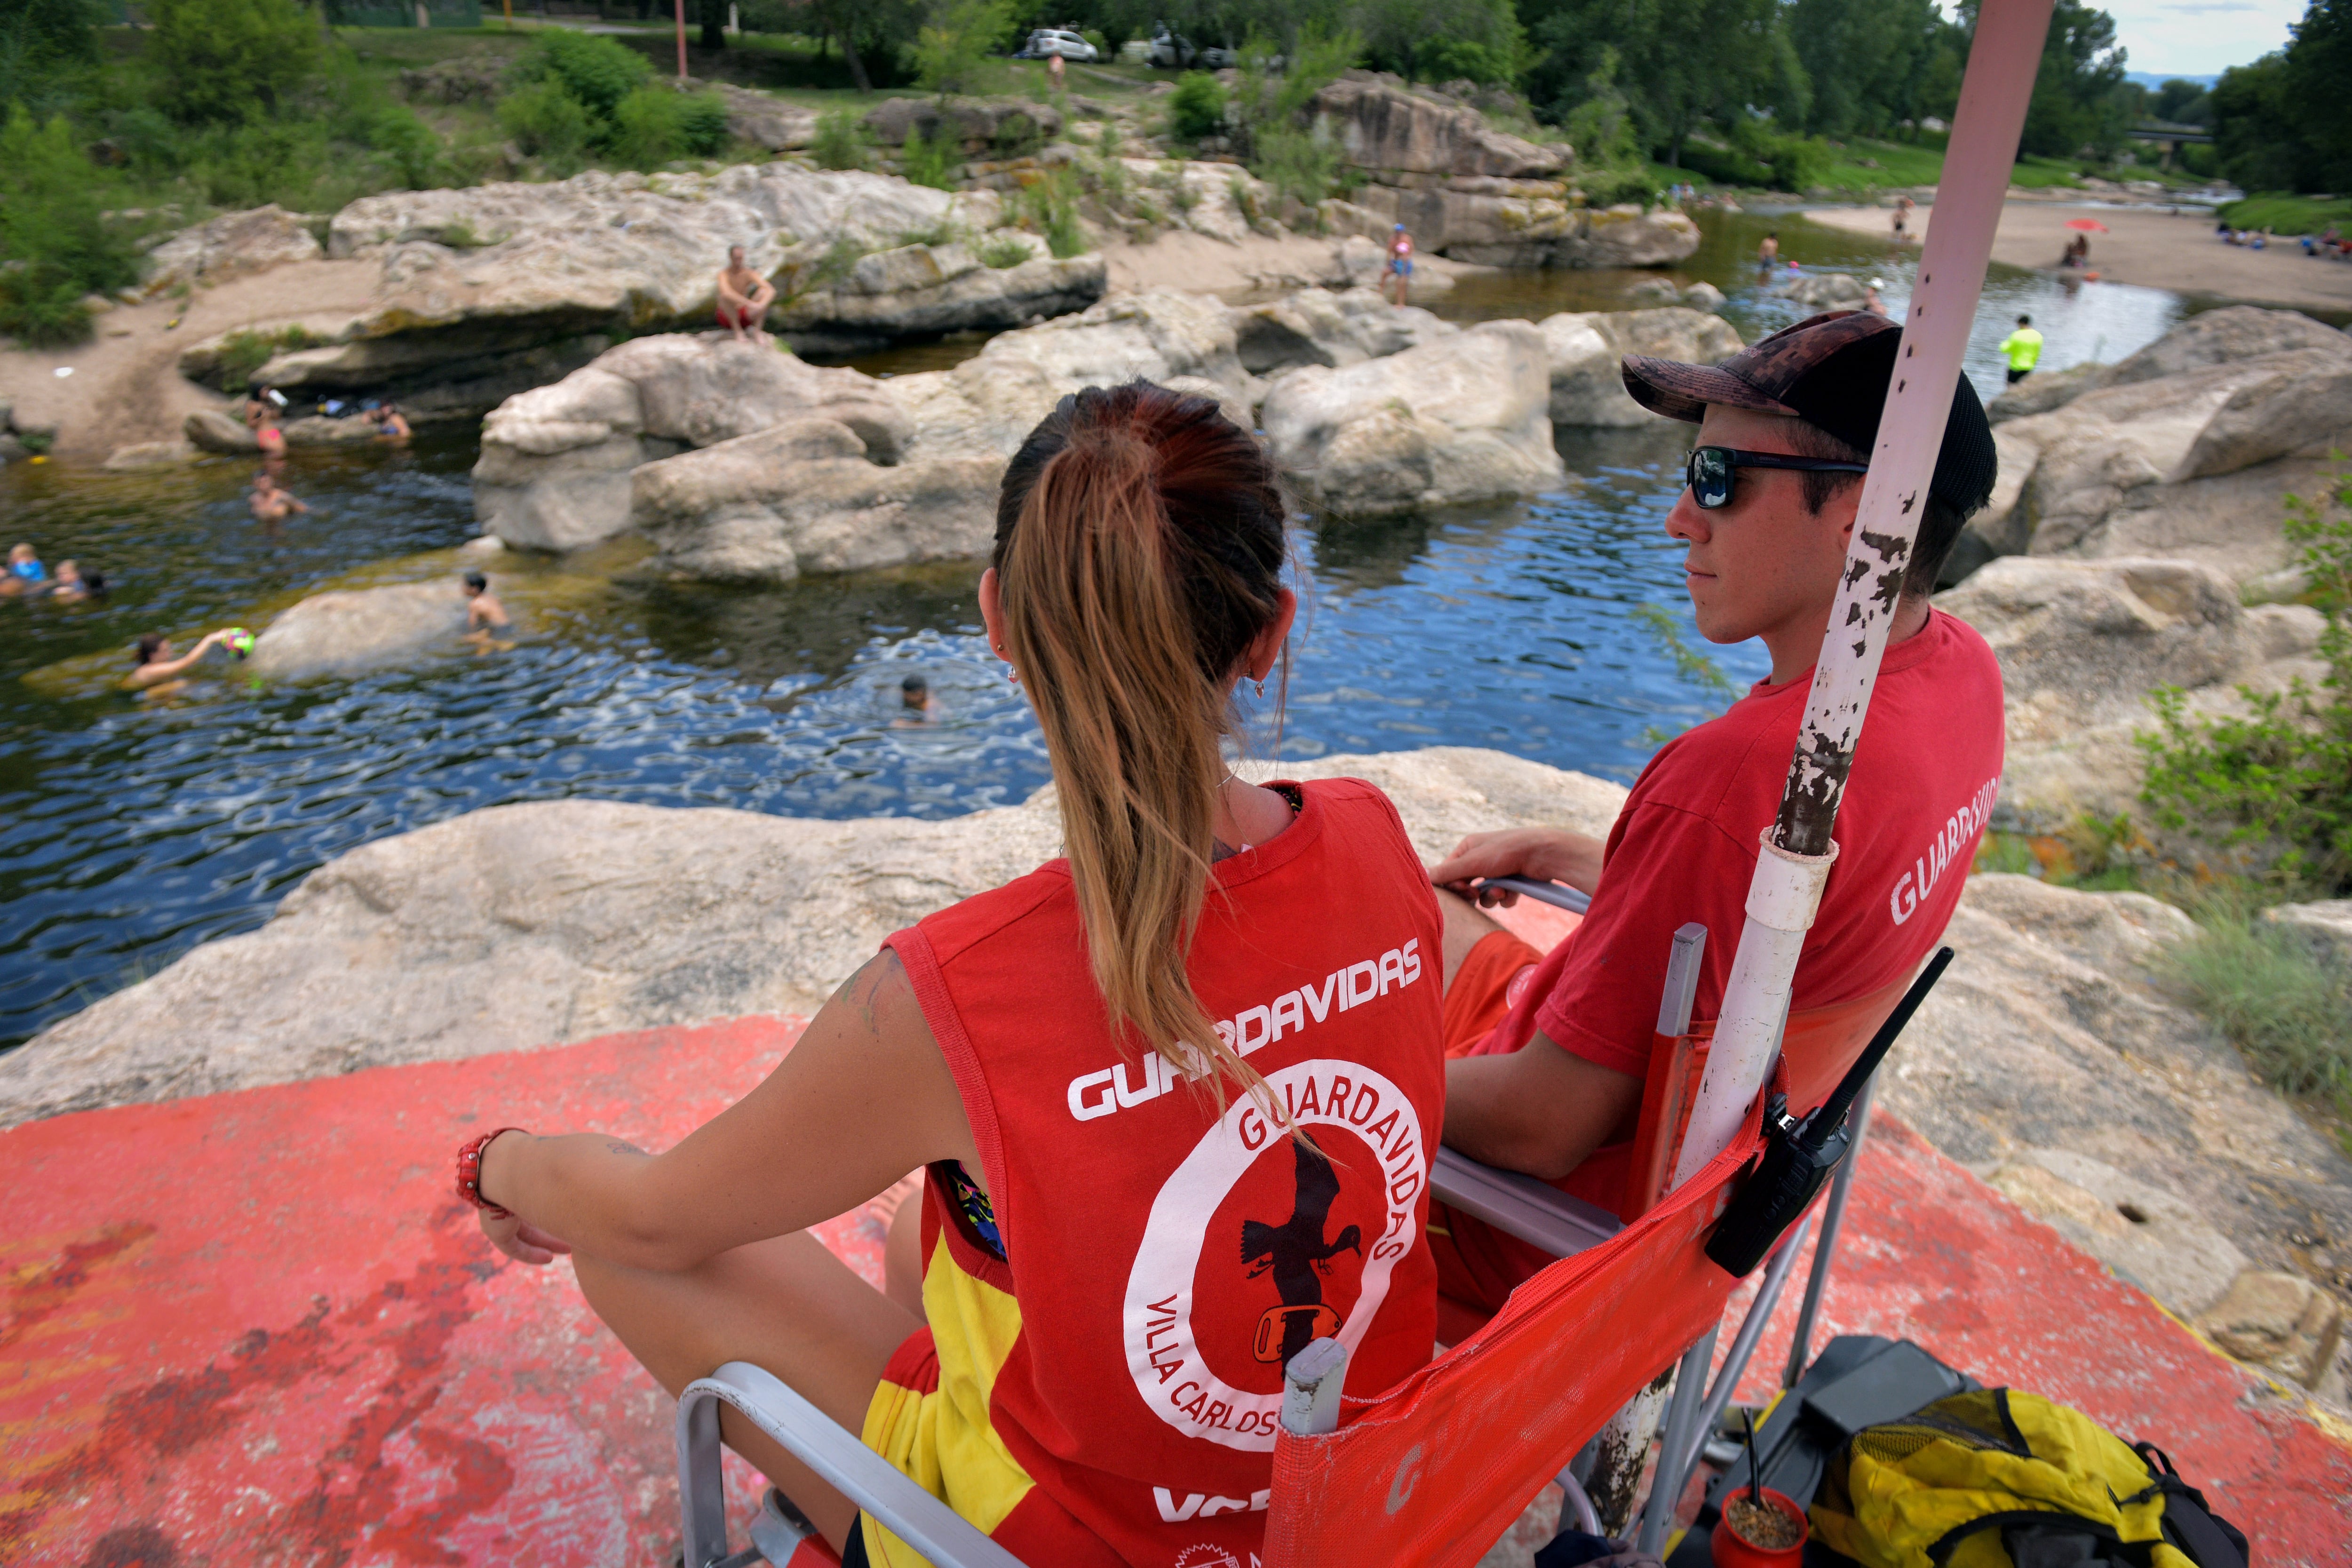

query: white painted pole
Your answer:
[1670,0,2057,1186]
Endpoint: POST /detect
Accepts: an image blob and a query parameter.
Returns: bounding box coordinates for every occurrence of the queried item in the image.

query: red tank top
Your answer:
[880,778,1444,1568]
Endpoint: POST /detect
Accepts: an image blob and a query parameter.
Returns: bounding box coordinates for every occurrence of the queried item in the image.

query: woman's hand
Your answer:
[1430,827,1604,905]
[479,1208,573,1266]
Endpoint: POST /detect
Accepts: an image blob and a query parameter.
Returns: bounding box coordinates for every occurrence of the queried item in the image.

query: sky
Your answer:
[2079,0,2307,76]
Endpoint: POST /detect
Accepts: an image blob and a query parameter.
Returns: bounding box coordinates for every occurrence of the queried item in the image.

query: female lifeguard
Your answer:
[456,382,1446,1567]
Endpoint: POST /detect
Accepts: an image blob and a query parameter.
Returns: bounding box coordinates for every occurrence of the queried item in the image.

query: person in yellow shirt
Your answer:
[1999,314,2043,385]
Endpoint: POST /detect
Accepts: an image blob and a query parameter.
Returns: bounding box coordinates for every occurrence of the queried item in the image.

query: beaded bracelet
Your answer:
[455,1126,527,1218]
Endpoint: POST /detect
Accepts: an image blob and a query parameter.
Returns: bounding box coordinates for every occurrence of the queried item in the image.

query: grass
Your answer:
[1807,136,1949,194]
[2219,193,2352,235]
[2153,890,2352,1141]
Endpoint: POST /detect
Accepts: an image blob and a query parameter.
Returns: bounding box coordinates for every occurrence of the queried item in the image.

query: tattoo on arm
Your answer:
[604,1140,648,1158]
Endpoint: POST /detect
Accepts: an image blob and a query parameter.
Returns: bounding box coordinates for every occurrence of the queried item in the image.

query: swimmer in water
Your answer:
[249,471,310,525]
[462,570,516,653]
[895,672,942,724]
[49,560,102,601]
[246,390,288,457]
[127,628,232,693]
[373,403,412,441]
[4,542,48,597]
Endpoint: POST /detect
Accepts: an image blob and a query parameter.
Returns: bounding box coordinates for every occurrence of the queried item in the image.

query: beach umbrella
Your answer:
[2065,217,2110,231]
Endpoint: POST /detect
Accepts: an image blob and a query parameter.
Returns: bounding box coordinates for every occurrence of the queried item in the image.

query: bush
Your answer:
[499,80,594,169]
[912,0,1015,98]
[2155,894,2352,1107]
[900,123,961,189]
[609,85,727,167]
[811,106,869,170]
[2140,464,2352,892]
[1420,37,1515,86]
[512,29,651,121]
[208,323,317,390]
[1168,71,1226,141]
[1249,121,1342,208]
[1237,25,1358,205]
[0,106,135,346]
[677,90,731,156]
[0,262,95,347]
[143,0,319,125]
[977,233,1031,268]
[1016,167,1084,257]
[1578,165,1658,207]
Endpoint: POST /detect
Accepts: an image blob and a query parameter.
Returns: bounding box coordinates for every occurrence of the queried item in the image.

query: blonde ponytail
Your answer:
[994,383,1290,1113]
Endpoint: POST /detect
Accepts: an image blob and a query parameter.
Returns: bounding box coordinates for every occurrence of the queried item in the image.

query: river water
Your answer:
[0,209,2201,1049]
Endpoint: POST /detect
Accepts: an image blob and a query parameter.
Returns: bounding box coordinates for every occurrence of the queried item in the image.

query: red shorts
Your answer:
[716,304,761,329]
[1427,928,1630,1343]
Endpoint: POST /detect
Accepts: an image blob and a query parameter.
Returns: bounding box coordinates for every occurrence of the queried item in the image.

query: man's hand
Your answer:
[479,1208,573,1266]
[1430,827,1604,905]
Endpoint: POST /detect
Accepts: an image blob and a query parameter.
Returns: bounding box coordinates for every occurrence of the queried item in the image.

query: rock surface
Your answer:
[1955,308,2352,588]
[139,205,323,298]
[2263,901,2352,973]
[1230,285,1458,376]
[1259,319,1565,515]
[1935,555,2328,833]
[243,579,485,680]
[1310,72,1567,181]
[1540,307,1743,426]
[183,408,260,454]
[0,748,1623,1126]
[473,335,909,551]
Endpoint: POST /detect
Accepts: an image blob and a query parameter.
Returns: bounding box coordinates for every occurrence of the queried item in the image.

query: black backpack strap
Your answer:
[2130,1442,2249,1568]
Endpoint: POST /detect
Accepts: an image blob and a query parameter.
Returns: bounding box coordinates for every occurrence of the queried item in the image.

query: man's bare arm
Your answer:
[1442,1031,1641,1180]
[1430,827,1605,906]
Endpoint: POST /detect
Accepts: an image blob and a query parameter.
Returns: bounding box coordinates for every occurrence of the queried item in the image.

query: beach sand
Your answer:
[1803,199,2352,316]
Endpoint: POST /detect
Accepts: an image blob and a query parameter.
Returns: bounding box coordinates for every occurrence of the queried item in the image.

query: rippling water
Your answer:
[0,210,2200,1048]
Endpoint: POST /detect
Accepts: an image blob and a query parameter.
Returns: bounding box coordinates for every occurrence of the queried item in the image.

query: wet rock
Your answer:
[1986,360,2109,424]
[1540,307,1744,427]
[1681,280,1725,313]
[183,408,260,454]
[1259,318,1563,517]
[1986,1148,2247,1317]
[2262,902,2352,974]
[281,414,381,447]
[1550,206,1702,269]
[630,418,1000,582]
[103,440,198,470]
[1311,73,1566,180]
[242,579,480,680]
[1777,271,1867,308]
[1935,556,2328,834]
[1229,286,1457,376]
[473,335,908,551]
[0,747,1625,1124]
[2195,1270,2344,1387]
[138,205,322,298]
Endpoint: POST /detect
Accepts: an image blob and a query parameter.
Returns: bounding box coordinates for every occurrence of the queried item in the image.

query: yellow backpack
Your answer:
[1808,1388,2250,1568]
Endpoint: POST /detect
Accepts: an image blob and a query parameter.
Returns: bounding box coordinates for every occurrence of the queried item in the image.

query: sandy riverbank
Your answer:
[1803,199,2352,315]
[1097,225,1480,298]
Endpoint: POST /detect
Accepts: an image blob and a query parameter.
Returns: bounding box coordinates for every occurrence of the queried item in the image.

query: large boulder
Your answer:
[1343,183,1699,270]
[716,83,818,151]
[1935,555,2328,833]
[1954,312,2352,588]
[326,164,1103,365]
[1258,318,1565,517]
[1228,286,1457,376]
[630,418,1001,582]
[138,205,322,298]
[863,95,1061,151]
[1540,307,1744,426]
[242,579,483,680]
[0,748,1623,1126]
[473,335,909,551]
[183,408,260,455]
[1310,73,1567,180]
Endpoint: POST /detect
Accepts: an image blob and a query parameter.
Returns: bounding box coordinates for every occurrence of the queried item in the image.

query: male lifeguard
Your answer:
[717,245,778,344]
[1426,311,2005,1336]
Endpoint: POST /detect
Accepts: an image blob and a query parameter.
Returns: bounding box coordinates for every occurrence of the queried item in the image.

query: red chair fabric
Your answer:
[1263,1096,1767,1568]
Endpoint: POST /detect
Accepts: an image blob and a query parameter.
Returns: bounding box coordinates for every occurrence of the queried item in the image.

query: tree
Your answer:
[1522,0,1804,166]
[1353,0,1524,84]
[1957,0,2129,159]
[911,0,1014,97]
[143,0,320,124]
[2208,0,2352,194]
[2151,77,2209,124]
[1788,0,1954,139]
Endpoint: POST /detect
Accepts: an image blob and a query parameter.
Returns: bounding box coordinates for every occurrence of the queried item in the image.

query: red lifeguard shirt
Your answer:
[1482,607,2004,1076]
[875,778,1445,1568]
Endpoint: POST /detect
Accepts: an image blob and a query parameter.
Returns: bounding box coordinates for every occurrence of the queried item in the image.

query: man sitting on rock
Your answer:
[716,244,777,345]
[1423,310,2005,1339]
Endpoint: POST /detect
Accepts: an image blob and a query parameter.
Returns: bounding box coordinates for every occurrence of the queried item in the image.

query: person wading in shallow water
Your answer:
[248,471,309,526]
[451,382,1447,1568]
[127,628,232,694]
[1386,222,1415,307]
[1422,311,2005,1345]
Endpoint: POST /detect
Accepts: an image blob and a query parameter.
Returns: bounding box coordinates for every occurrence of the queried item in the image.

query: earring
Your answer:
[1255,678,1266,699]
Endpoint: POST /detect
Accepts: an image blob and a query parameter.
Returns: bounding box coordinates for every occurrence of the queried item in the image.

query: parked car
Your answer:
[1143,25,1233,69]
[1016,28,1098,63]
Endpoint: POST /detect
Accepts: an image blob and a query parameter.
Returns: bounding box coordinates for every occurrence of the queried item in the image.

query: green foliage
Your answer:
[2215,0,2352,195]
[1525,0,1807,167]
[912,0,1015,98]
[990,108,1042,158]
[900,123,961,189]
[810,105,870,170]
[1785,0,1960,140]
[143,0,320,125]
[1680,115,1831,191]
[0,0,104,108]
[2151,77,2210,125]
[510,29,652,120]
[1167,72,1226,141]
[2219,192,2352,235]
[209,323,318,390]
[0,107,135,346]
[2139,463,2352,894]
[498,80,594,170]
[2154,890,2352,1109]
[896,214,960,247]
[609,86,731,168]
[1250,119,1343,208]
[1355,0,1526,86]
[977,232,1032,268]
[2001,0,2130,159]
[807,232,867,289]
[1016,167,1084,256]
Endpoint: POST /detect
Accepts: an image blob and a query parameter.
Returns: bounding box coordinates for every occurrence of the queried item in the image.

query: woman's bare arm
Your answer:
[477,948,978,1273]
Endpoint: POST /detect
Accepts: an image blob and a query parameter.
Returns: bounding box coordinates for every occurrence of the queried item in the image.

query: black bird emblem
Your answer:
[1241,1141,1362,1364]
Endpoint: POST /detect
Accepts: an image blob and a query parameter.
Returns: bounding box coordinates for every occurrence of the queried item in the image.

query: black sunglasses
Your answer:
[1685,446,1869,510]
